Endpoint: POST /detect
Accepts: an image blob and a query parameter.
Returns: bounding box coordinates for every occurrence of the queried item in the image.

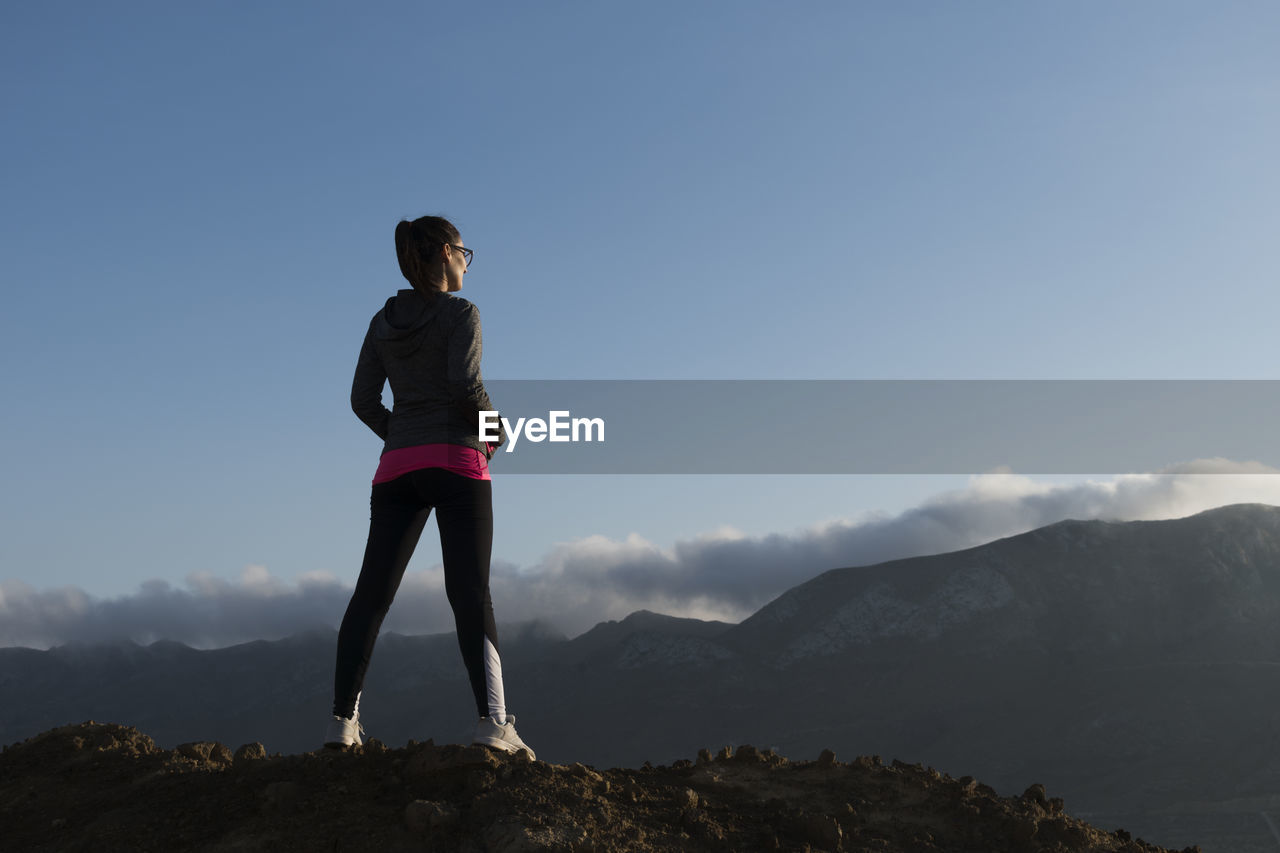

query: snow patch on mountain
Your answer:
[779,565,1016,661]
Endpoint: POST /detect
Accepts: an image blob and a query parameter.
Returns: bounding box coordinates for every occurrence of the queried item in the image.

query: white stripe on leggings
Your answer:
[483,636,507,724]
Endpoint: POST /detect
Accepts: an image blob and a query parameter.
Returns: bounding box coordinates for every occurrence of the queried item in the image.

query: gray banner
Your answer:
[477,380,1280,474]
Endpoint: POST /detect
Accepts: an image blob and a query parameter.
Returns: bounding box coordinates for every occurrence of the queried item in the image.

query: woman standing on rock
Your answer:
[326,214,534,759]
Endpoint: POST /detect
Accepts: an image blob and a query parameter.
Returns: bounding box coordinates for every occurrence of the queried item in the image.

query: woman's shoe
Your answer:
[324,712,364,748]
[473,715,535,760]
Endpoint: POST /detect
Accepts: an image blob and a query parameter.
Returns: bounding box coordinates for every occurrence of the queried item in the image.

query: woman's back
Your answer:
[351,289,499,457]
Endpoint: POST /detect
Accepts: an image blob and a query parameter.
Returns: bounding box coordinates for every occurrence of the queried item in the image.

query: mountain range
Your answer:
[7,503,1280,852]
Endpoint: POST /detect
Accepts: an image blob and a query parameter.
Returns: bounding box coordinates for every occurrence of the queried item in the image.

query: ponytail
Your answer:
[395,215,460,297]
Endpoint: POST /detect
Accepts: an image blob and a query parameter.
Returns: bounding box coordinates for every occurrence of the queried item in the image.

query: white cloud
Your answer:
[4,460,1280,648]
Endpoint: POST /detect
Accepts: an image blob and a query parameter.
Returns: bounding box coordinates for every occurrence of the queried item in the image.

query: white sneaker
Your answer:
[473,715,535,760]
[324,711,364,748]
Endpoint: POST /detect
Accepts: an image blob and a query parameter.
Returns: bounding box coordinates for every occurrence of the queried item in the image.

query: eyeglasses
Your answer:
[447,244,474,269]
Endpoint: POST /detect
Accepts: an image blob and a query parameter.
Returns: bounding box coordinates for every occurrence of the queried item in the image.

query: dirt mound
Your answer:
[1,722,1199,852]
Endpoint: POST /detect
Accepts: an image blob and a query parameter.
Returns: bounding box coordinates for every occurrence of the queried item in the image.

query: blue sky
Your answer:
[3,2,1280,645]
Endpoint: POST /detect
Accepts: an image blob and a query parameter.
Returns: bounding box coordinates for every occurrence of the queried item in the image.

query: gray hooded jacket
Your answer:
[351,289,506,459]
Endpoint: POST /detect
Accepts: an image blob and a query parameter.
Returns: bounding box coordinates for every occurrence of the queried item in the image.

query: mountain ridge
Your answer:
[725,502,1280,665]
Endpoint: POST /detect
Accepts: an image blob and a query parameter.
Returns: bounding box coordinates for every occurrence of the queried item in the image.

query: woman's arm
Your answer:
[350,323,391,440]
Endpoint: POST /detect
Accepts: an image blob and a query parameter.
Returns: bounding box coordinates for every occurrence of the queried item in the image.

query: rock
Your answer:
[233,743,267,764]
[446,744,500,769]
[681,806,724,841]
[618,778,644,802]
[568,762,606,794]
[1022,783,1048,807]
[1010,816,1040,842]
[466,769,497,794]
[483,817,543,853]
[176,741,231,764]
[762,749,788,767]
[176,742,210,761]
[404,744,441,780]
[569,762,602,782]
[817,749,837,767]
[696,748,713,765]
[404,800,458,833]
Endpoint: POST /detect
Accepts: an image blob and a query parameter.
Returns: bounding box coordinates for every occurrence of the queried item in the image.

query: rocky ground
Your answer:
[1,722,1201,852]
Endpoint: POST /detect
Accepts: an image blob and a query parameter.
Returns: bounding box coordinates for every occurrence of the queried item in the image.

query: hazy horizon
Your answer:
[6,463,1280,649]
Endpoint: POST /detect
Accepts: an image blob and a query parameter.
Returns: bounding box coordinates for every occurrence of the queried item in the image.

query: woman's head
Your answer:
[395,215,469,295]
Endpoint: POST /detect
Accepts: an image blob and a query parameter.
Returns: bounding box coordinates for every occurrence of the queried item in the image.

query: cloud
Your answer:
[0,565,353,650]
[4,459,1280,647]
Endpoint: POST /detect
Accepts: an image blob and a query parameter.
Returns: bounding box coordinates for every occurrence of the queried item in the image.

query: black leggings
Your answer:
[332,467,500,719]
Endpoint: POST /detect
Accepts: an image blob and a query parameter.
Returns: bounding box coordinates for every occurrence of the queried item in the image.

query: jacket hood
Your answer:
[374,289,449,353]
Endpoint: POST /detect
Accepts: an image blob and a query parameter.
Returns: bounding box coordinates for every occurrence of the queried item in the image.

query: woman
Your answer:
[326,214,533,759]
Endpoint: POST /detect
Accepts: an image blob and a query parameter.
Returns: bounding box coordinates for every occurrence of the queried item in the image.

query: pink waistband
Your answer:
[373,444,491,484]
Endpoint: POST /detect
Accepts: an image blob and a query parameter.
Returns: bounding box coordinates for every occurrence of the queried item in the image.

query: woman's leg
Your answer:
[332,475,431,718]
[417,468,504,720]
